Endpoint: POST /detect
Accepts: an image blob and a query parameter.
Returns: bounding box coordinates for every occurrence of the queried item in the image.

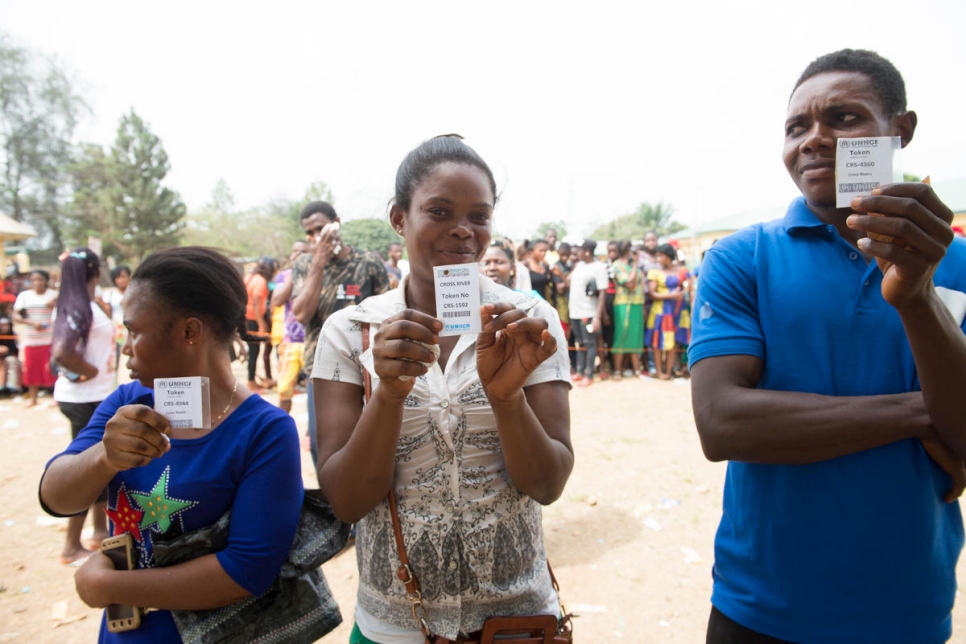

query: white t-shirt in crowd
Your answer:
[53,303,116,403]
[104,287,125,326]
[515,262,532,291]
[12,289,58,347]
[567,260,608,319]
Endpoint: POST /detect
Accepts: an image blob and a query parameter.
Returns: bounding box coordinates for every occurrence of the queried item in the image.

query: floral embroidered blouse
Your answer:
[312,275,570,640]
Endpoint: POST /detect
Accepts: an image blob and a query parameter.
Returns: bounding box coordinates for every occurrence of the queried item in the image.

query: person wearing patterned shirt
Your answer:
[291,201,389,464]
[314,135,572,644]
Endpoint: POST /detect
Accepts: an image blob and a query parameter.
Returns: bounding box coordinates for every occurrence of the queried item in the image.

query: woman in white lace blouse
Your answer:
[313,135,573,644]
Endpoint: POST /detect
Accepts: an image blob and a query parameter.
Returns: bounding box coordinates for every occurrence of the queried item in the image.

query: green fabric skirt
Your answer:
[612,302,644,353]
[349,622,380,643]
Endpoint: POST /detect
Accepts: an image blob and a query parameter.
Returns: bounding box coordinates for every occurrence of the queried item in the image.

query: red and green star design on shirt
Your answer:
[128,467,197,535]
[105,484,144,542]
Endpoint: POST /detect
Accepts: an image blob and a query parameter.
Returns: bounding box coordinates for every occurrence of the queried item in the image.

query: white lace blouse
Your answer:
[312,275,570,640]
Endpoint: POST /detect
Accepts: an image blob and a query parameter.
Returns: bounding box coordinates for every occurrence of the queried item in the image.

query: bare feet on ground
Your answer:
[59,547,93,566]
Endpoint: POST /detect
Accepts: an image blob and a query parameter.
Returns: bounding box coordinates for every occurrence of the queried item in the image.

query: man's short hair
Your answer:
[299,200,337,222]
[792,49,907,116]
[580,239,597,253]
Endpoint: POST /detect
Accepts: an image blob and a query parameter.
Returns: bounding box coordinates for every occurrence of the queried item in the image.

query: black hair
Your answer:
[617,240,633,256]
[53,248,100,354]
[254,257,278,281]
[488,239,515,263]
[531,239,549,250]
[299,201,337,222]
[655,243,677,261]
[580,239,597,253]
[486,240,516,287]
[110,265,131,283]
[393,134,498,212]
[793,49,907,116]
[558,242,572,253]
[131,247,247,344]
[28,269,50,282]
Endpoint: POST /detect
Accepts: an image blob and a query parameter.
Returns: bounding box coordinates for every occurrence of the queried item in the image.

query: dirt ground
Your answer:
[3,370,966,643]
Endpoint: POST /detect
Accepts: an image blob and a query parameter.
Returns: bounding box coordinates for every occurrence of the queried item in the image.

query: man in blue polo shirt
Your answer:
[690,49,966,644]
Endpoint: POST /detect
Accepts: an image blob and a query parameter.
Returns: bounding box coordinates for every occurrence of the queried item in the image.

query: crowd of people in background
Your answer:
[14,48,966,644]
[0,223,697,411]
[7,215,959,412]
[477,228,695,387]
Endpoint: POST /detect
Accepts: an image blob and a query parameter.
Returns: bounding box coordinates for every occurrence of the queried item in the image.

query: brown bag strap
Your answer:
[361,323,432,641]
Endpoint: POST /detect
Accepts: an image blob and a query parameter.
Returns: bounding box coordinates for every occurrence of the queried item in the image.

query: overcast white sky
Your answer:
[4,0,966,240]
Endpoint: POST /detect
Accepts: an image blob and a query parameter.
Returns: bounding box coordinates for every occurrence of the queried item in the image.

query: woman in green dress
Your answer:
[611,239,645,378]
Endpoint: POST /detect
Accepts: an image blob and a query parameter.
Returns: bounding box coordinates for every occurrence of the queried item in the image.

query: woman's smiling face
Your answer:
[391,162,494,283]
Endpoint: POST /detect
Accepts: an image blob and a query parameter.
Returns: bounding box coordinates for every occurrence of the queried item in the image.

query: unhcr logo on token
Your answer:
[436,266,471,278]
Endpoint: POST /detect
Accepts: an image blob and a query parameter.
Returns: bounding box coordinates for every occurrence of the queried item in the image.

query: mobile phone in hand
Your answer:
[100,533,141,632]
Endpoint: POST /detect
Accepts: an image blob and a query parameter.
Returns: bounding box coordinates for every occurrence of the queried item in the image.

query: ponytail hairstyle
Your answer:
[53,248,100,352]
[393,134,498,212]
[131,247,247,345]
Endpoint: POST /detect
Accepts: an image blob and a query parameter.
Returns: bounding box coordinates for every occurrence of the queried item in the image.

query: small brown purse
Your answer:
[361,324,574,644]
[389,490,573,644]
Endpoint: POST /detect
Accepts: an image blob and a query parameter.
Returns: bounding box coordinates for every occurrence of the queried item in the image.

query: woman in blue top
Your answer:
[39,247,303,643]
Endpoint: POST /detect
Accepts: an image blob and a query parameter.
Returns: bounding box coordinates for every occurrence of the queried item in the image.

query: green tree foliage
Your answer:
[183,180,336,261]
[108,110,186,260]
[301,180,334,205]
[0,33,86,250]
[232,196,316,260]
[340,218,399,258]
[590,201,684,241]
[182,179,240,253]
[64,143,118,254]
[534,220,568,242]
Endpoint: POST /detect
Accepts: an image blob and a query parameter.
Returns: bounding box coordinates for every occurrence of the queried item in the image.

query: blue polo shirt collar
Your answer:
[782,196,836,238]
